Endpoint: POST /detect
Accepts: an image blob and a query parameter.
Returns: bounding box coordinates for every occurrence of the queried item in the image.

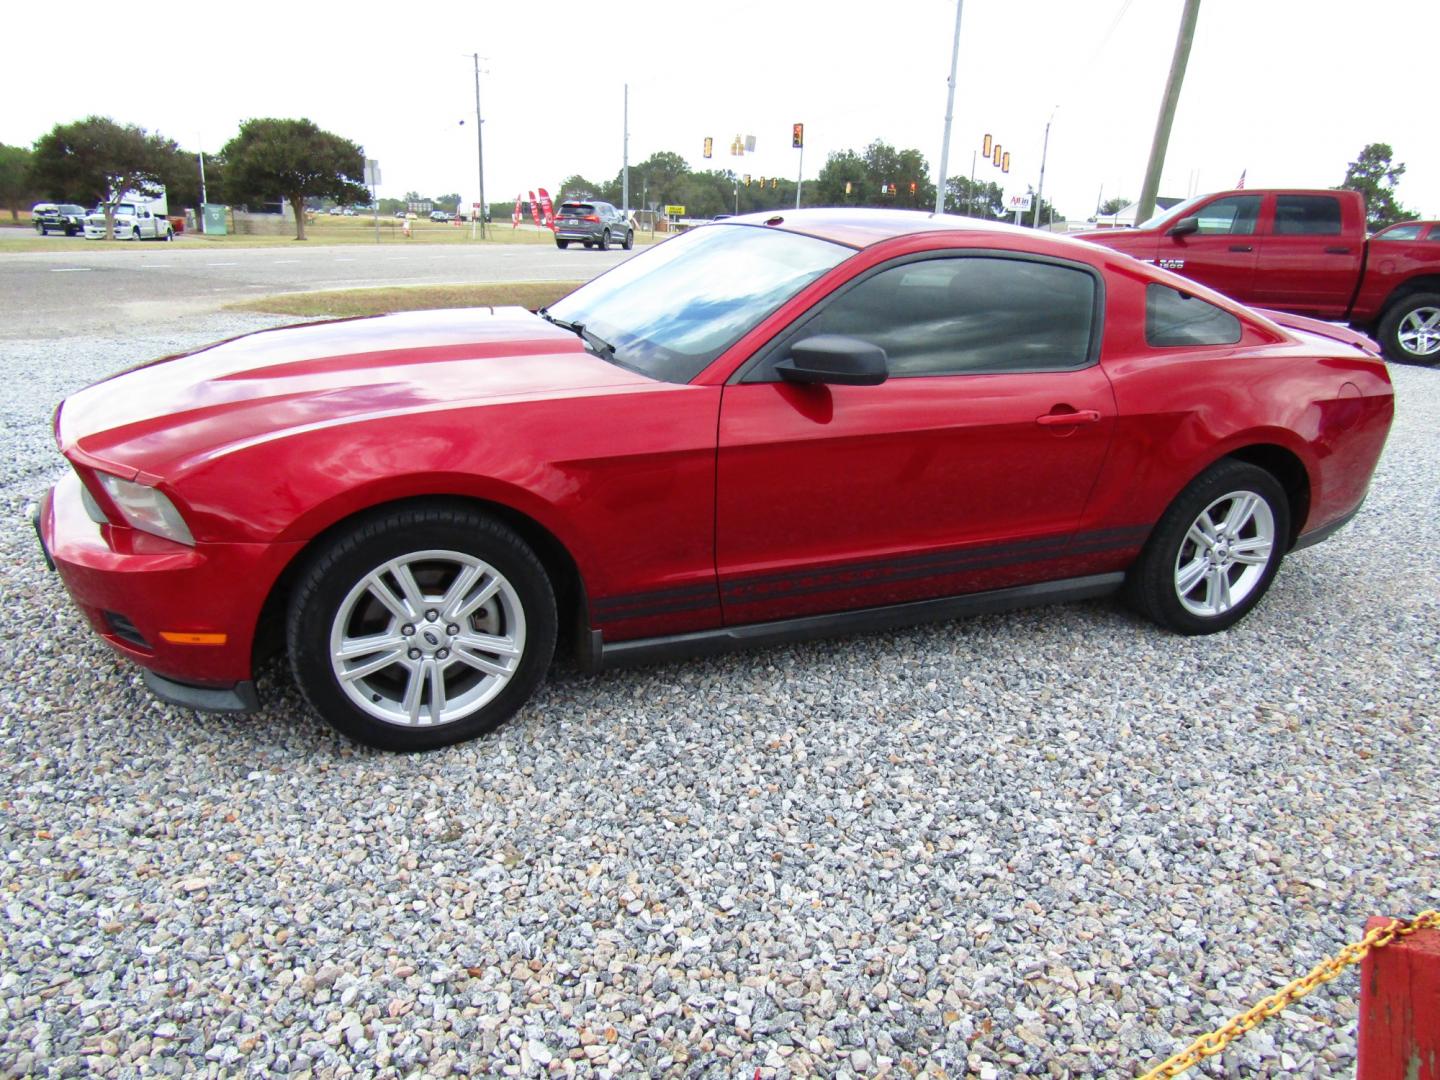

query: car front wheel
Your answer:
[1378,292,1440,366]
[1127,460,1289,635]
[623,229,634,250]
[287,504,557,751]
[556,239,569,249]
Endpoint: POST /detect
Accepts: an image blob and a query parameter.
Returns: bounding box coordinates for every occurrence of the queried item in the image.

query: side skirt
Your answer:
[587,572,1125,671]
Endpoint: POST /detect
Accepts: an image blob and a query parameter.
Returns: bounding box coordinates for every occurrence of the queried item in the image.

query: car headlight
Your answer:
[95,473,195,546]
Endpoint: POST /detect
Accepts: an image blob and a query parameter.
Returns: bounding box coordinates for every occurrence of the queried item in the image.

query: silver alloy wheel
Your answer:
[328,549,526,728]
[1398,305,1440,357]
[1173,489,1275,618]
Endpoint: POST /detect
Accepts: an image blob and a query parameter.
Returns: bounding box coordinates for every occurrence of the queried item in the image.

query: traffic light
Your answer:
[703,137,713,159]
[909,181,917,194]
[792,123,804,148]
[845,180,852,195]
[993,144,1002,167]
[1002,152,1010,174]
[770,177,778,189]
[744,174,752,187]
[983,134,993,158]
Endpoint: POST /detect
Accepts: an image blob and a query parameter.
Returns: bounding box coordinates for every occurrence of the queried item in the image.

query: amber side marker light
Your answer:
[158,631,229,646]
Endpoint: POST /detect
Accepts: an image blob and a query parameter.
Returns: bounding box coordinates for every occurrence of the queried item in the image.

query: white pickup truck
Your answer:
[84,191,173,241]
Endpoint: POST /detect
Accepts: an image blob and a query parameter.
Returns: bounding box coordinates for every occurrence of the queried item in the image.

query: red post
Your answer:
[1357,917,1440,1079]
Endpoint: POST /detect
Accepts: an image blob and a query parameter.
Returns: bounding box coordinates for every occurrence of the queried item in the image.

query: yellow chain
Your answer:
[1139,910,1440,1079]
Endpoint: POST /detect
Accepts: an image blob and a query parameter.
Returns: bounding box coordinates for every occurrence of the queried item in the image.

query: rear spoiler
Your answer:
[1256,307,1382,357]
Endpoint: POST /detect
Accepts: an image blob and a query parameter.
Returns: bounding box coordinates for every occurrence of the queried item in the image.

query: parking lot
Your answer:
[0,251,1437,1078]
[0,240,634,341]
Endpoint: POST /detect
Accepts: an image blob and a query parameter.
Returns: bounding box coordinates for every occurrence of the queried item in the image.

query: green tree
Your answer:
[814,141,934,209]
[30,116,174,240]
[162,146,225,212]
[1097,196,1130,217]
[0,143,35,222]
[1339,142,1419,231]
[222,118,369,240]
[944,176,1006,218]
[432,192,462,212]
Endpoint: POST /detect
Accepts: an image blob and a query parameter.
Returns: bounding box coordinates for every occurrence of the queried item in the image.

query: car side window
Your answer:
[1146,284,1242,347]
[1273,195,1342,235]
[1194,196,1260,235]
[766,256,1097,378]
[1378,223,1423,241]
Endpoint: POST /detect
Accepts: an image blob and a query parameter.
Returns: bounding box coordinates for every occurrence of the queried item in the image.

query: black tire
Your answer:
[1377,292,1440,367]
[36,224,46,235]
[1126,459,1290,635]
[583,241,593,249]
[622,229,634,250]
[597,229,609,251]
[556,239,569,249]
[286,504,557,751]
[163,226,174,241]
[131,228,141,241]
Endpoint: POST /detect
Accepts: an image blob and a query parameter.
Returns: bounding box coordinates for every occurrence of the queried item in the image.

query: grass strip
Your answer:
[226,281,584,318]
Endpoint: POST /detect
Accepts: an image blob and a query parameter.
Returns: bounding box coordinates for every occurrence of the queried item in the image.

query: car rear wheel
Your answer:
[1127,460,1289,635]
[1378,292,1440,366]
[598,229,609,251]
[287,504,557,751]
[623,229,634,250]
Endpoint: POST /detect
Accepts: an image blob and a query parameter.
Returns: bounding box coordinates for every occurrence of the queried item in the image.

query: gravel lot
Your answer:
[2,318,1437,1079]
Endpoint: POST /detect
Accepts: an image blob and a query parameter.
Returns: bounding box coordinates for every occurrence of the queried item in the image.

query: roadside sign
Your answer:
[665,205,685,216]
[364,159,381,186]
[1006,193,1034,212]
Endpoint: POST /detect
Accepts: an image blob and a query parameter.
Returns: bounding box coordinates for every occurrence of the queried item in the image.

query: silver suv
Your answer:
[554,201,633,251]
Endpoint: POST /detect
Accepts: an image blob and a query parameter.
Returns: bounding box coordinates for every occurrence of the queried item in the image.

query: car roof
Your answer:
[716,207,1093,254]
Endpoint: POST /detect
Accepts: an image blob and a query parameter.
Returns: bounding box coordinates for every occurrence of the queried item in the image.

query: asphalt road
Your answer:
[0,235,636,340]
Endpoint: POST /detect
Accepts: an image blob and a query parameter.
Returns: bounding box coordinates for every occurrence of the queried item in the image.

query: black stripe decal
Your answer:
[592,525,1151,622]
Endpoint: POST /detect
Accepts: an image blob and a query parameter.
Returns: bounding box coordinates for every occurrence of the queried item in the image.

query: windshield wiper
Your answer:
[538,308,616,360]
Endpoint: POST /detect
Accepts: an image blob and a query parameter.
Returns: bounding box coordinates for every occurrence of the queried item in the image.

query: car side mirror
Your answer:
[775,335,888,386]
[1168,216,1200,238]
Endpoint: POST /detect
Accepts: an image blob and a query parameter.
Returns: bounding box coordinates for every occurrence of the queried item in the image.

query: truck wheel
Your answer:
[1378,293,1440,366]
[35,223,44,235]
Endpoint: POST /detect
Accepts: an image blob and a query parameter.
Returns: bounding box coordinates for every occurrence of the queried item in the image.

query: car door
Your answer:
[1153,193,1262,300]
[715,252,1119,627]
[1250,193,1362,317]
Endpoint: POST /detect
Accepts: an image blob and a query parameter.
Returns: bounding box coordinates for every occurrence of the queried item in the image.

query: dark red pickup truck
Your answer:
[1078,189,1440,365]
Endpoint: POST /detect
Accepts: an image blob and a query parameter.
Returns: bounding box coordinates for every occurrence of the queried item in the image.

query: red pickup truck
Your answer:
[1077,189,1440,365]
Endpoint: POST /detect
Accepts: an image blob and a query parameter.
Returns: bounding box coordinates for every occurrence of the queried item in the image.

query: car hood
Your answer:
[57,307,657,480]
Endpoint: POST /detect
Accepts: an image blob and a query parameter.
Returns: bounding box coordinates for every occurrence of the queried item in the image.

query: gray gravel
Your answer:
[2,318,1437,1079]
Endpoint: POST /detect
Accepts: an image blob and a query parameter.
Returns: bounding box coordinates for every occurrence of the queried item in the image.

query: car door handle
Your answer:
[1325,246,1353,254]
[1228,244,1253,252]
[1036,409,1101,426]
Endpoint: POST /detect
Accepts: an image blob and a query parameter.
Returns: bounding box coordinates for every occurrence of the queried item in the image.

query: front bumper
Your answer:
[37,471,300,708]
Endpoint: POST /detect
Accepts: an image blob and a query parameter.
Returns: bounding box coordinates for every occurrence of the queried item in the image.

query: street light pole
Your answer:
[622,84,630,215]
[1032,108,1056,228]
[473,53,487,240]
[934,0,965,214]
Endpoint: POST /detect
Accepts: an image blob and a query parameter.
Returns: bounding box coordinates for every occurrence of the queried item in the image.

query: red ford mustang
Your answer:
[37,209,1394,750]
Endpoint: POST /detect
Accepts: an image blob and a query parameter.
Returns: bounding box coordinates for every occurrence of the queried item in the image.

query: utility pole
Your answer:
[472,53,488,240]
[1032,108,1055,229]
[622,84,630,215]
[934,0,965,214]
[1135,0,1201,225]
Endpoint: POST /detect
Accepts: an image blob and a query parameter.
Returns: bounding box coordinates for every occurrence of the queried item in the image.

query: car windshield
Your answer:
[1135,195,1207,231]
[545,224,851,383]
[59,205,85,214]
[114,206,136,217]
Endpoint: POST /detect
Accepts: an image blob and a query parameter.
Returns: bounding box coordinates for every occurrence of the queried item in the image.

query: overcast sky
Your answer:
[6,0,1435,222]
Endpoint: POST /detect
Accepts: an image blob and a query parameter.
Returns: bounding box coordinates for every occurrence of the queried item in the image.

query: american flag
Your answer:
[1237,170,1247,189]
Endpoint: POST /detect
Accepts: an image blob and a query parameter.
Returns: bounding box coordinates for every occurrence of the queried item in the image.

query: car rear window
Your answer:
[560,203,593,215]
[1146,284,1242,347]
